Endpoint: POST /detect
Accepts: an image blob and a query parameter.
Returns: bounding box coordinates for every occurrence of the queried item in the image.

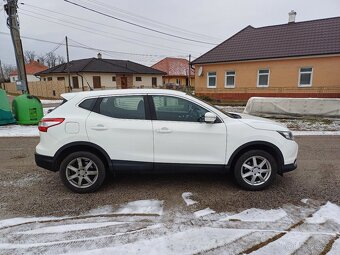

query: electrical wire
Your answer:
[20,3,210,48]
[64,0,217,46]
[81,0,222,42]
[18,9,202,55]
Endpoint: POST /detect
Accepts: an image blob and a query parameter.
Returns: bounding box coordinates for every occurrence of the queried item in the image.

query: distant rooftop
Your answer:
[10,60,48,76]
[192,16,340,65]
[36,58,166,75]
[152,57,194,77]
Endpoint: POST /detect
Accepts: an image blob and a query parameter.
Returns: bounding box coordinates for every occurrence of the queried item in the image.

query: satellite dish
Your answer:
[198,66,203,77]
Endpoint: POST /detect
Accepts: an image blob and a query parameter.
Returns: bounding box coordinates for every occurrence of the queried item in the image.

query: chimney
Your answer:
[288,10,297,23]
[97,52,102,59]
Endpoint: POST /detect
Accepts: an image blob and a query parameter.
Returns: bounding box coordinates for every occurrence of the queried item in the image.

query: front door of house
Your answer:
[121,77,128,89]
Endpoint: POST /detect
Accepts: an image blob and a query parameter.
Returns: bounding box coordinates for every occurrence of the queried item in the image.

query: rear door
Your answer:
[86,95,153,165]
[150,95,227,165]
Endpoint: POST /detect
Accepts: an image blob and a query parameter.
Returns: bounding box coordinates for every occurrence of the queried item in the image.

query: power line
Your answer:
[80,0,222,42]
[0,31,192,58]
[64,0,217,46]
[20,3,210,48]
[18,9,202,55]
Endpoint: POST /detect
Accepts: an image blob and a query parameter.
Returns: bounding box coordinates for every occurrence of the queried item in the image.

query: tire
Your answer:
[59,151,106,193]
[233,150,277,191]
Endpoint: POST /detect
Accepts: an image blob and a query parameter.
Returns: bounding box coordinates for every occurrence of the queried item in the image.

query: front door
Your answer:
[121,77,128,89]
[150,95,227,165]
[93,76,101,89]
[72,76,79,89]
[86,95,153,165]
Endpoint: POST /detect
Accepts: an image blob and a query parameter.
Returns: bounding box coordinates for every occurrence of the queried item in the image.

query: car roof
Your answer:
[61,89,187,100]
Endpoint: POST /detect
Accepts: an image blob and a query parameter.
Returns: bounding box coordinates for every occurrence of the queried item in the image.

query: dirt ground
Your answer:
[0,136,339,219]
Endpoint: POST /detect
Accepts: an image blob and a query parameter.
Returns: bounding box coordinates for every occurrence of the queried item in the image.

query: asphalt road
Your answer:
[0,136,339,219]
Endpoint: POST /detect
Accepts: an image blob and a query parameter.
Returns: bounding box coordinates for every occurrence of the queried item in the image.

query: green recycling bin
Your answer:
[0,89,16,125]
[12,94,43,125]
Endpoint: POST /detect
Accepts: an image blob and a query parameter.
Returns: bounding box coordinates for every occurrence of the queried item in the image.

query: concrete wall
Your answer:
[194,55,340,100]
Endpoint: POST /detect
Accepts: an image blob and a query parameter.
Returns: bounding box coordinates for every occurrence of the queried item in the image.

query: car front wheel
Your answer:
[59,151,106,193]
[234,150,277,191]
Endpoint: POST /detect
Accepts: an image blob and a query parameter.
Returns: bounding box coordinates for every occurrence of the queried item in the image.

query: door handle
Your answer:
[91,124,108,131]
[156,127,172,133]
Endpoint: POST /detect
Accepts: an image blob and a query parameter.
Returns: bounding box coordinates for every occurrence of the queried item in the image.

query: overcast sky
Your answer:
[1,0,339,67]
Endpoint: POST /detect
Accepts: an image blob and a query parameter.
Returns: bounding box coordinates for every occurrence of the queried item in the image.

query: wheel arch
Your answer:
[53,142,113,173]
[227,141,284,173]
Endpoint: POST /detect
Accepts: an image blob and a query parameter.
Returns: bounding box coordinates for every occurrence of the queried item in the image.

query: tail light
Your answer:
[38,118,65,132]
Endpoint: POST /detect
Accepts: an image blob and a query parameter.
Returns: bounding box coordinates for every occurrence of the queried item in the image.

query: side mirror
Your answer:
[204,112,217,123]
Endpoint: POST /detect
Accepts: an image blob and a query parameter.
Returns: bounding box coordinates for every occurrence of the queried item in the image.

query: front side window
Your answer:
[257,69,270,87]
[207,72,217,88]
[225,71,235,88]
[299,67,313,87]
[152,96,208,122]
[97,96,145,120]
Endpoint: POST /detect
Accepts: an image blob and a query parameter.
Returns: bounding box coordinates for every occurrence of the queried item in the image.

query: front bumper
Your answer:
[35,153,57,172]
[281,159,297,173]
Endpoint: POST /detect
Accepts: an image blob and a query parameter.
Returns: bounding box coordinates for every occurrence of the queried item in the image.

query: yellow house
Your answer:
[192,13,340,101]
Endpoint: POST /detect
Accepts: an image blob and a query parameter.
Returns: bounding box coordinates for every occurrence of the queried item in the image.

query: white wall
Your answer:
[9,74,40,82]
[133,74,163,88]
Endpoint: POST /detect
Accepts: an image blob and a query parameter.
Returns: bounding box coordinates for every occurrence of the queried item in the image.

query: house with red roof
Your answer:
[152,57,195,87]
[9,60,48,83]
[192,12,340,101]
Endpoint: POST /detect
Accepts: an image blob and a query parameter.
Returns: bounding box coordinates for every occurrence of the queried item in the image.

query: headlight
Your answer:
[278,131,294,140]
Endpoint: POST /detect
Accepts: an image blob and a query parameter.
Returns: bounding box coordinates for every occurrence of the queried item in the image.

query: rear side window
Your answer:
[79,98,97,111]
[96,96,146,120]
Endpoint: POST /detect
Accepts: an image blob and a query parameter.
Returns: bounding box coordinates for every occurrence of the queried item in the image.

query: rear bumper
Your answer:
[281,159,297,173]
[35,153,57,172]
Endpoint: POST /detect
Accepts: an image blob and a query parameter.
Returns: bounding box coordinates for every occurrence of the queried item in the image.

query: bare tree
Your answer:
[57,55,65,65]
[24,50,36,63]
[45,52,57,68]
[1,64,16,81]
[37,54,46,65]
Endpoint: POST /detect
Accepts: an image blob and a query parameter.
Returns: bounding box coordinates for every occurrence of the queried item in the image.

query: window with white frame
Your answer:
[257,69,270,87]
[225,71,235,88]
[299,67,313,87]
[207,72,217,88]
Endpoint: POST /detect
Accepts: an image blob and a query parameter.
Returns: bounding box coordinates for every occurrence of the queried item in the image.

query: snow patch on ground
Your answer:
[0,125,38,137]
[221,208,288,222]
[293,131,340,136]
[0,216,60,229]
[305,202,340,224]
[0,172,43,188]
[63,227,251,255]
[86,205,113,215]
[114,200,163,215]
[249,232,311,255]
[40,100,62,104]
[327,237,340,255]
[182,192,198,206]
[20,222,125,235]
[194,208,215,218]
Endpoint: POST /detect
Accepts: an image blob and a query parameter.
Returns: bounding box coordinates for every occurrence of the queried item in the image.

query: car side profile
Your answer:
[35,89,298,193]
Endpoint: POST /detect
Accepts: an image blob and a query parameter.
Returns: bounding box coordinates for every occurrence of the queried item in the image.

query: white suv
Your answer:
[35,89,298,193]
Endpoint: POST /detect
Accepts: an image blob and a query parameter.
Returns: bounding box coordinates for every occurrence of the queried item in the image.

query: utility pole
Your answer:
[65,36,72,91]
[0,60,5,89]
[5,0,29,94]
[188,54,191,88]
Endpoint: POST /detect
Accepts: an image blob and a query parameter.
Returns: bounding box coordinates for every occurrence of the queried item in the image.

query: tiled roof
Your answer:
[10,60,48,76]
[192,16,340,65]
[36,58,166,75]
[152,57,194,77]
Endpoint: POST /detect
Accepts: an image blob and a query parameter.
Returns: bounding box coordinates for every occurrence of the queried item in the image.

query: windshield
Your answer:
[187,93,242,119]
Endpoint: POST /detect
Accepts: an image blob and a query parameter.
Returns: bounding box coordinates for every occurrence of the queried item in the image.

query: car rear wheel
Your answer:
[234,150,277,191]
[59,151,106,193]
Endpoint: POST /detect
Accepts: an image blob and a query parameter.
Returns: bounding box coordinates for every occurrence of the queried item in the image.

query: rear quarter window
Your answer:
[79,98,97,111]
